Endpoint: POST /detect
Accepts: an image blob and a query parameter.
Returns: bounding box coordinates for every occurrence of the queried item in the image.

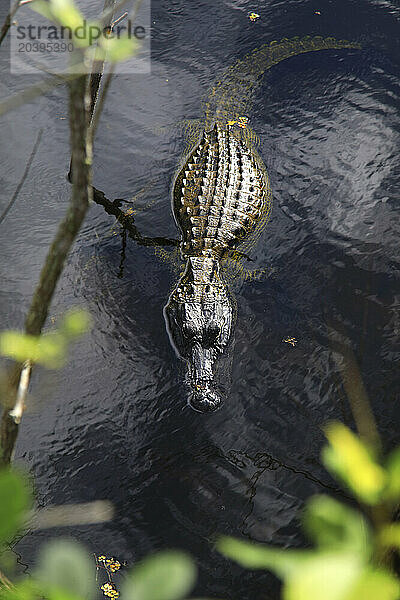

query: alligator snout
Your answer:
[164,260,234,412]
[186,343,222,412]
[188,384,222,412]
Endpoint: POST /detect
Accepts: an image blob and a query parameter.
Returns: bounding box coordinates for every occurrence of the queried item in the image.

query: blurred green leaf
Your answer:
[303,495,371,558]
[29,0,54,21]
[35,539,95,600]
[0,470,31,546]
[50,0,86,29]
[0,331,66,368]
[385,447,400,502]
[99,36,138,62]
[322,422,386,505]
[121,551,196,600]
[217,537,311,579]
[283,552,361,600]
[0,308,90,368]
[379,523,400,549]
[345,568,399,600]
[0,579,42,600]
[30,0,92,48]
[61,309,91,339]
[0,547,17,575]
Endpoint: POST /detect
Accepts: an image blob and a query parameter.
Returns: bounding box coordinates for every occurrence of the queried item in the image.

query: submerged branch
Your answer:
[0,72,76,118]
[92,187,179,248]
[0,129,43,226]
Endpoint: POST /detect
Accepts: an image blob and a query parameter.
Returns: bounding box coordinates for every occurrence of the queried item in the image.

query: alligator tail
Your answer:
[203,35,361,128]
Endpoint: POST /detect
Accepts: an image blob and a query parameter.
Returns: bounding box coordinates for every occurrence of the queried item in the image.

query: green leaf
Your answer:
[61,309,91,339]
[379,523,400,549]
[283,552,362,600]
[322,422,386,505]
[0,331,66,368]
[303,495,371,559]
[121,551,196,600]
[35,539,95,600]
[217,537,311,579]
[29,0,92,48]
[99,36,138,62]
[385,447,400,502]
[0,579,42,600]
[49,0,87,35]
[29,0,54,21]
[345,568,400,600]
[0,470,31,546]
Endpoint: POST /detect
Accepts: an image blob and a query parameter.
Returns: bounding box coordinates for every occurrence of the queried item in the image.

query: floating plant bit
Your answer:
[101,583,119,598]
[95,554,125,598]
[238,116,249,128]
[283,337,297,347]
[227,116,249,128]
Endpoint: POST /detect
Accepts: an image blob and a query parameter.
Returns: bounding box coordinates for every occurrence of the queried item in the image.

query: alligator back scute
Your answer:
[173,123,270,260]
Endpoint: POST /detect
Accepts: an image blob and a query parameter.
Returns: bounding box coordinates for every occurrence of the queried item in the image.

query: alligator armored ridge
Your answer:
[163,36,360,412]
[165,123,271,412]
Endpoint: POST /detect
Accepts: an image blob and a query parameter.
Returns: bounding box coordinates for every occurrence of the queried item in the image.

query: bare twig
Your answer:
[68,0,116,180]
[30,500,114,529]
[0,72,75,118]
[110,11,128,29]
[0,74,91,466]
[0,568,13,591]
[0,129,43,226]
[0,0,144,463]
[87,0,116,121]
[328,319,381,451]
[8,361,32,425]
[0,0,20,48]
[89,66,115,139]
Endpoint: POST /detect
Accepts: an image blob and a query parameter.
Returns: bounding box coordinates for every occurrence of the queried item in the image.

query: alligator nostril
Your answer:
[188,387,222,412]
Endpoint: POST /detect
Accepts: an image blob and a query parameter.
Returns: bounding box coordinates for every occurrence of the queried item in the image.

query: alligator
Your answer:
[163,35,360,412]
[164,122,270,412]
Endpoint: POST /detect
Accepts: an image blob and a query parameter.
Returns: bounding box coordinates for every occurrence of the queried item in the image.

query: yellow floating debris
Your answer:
[249,12,260,21]
[227,116,249,128]
[283,337,297,347]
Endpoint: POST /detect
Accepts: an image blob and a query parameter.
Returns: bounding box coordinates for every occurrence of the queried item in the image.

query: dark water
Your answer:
[1,1,399,598]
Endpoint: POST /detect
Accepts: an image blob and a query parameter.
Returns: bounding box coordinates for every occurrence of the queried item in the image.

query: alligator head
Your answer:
[164,258,234,412]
